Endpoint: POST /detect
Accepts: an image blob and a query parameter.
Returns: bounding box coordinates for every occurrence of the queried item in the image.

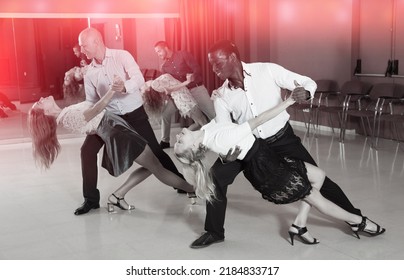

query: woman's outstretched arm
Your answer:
[247,95,295,131]
[83,88,115,121]
[163,74,192,93]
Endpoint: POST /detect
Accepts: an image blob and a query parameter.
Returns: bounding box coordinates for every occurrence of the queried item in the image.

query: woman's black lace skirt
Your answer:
[243,138,312,204]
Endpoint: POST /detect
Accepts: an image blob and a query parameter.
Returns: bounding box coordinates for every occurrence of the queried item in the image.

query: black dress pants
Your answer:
[205,122,362,239]
[80,105,183,203]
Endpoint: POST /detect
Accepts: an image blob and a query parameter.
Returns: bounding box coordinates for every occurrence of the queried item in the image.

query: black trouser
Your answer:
[206,122,362,239]
[80,105,183,203]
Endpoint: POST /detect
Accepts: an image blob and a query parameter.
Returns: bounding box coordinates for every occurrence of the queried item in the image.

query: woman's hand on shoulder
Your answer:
[219,146,242,163]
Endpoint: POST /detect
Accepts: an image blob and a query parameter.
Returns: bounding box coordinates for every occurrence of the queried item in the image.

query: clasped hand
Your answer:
[291,80,309,103]
[111,75,126,93]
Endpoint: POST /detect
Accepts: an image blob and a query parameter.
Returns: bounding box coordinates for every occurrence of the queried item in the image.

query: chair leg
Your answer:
[339,113,346,142]
[301,109,311,135]
[316,110,321,135]
[297,108,308,129]
[375,115,382,147]
[316,110,327,136]
[358,116,375,148]
[337,111,345,137]
[307,109,315,136]
[366,117,376,148]
[307,111,311,135]
[328,113,335,134]
[392,122,400,142]
[371,117,377,148]
[308,109,316,137]
[360,117,368,137]
[313,108,319,137]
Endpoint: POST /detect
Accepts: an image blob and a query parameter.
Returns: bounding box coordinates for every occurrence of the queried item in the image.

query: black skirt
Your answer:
[243,138,312,204]
[97,111,148,177]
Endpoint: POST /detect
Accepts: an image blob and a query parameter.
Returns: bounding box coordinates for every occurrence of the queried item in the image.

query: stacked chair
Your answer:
[374,84,404,146]
[291,79,338,136]
[316,80,372,140]
[340,83,401,148]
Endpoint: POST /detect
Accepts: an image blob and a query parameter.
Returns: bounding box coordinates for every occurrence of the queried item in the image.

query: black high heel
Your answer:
[288,224,319,246]
[108,194,135,211]
[348,216,386,239]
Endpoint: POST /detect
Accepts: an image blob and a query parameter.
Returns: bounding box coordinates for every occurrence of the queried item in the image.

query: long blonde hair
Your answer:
[27,107,60,169]
[175,144,216,203]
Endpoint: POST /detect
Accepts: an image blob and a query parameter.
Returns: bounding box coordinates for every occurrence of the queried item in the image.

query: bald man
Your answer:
[74,27,185,215]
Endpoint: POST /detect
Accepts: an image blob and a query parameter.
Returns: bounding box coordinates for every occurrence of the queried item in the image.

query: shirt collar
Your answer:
[225,61,249,89]
[91,48,111,67]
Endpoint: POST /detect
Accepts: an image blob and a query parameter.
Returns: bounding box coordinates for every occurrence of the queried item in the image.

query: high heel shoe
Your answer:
[107,194,135,211]
[348,216,386,239]
[288,224,319,246]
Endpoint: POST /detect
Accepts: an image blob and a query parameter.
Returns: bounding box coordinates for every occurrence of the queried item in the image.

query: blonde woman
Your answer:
[174,95,385,245]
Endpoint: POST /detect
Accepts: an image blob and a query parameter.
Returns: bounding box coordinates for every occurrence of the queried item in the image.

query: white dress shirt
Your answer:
[84,48,145,115]
[213,62,317,139]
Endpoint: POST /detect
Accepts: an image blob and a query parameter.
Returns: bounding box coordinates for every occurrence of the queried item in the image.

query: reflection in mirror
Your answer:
[0,16,178,143]
[1,18,22,141]
[0,18,88,142]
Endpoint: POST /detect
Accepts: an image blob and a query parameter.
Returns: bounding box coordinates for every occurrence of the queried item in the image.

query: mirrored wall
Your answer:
[0,16,177,142]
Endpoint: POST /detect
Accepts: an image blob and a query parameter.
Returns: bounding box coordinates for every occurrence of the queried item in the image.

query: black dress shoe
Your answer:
[160,141,170,149]
[190,232,224,249]
[74,200,100,215]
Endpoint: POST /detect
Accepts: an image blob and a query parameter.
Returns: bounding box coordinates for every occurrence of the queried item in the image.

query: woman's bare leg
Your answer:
[290,163,326,241]
[108,167,151,209]
[108,145,194,210]
[293,163,326,223]
[114,167,151,197]
[292,162,380,234]
[303,189,362,224]
[135,145,194,193]
[304,163,362,224]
